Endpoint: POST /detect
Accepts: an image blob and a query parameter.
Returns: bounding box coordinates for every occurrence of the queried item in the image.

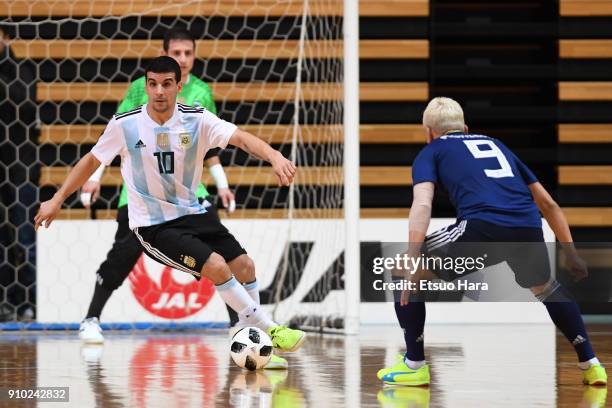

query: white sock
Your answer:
[244,280,260,304]
[217,277,276,331]
[238,305,277,332]
[579,357,600,370]
[215,277,256,314]
[404,357,426,370]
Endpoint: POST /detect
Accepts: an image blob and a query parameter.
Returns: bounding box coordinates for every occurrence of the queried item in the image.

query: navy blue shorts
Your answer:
[424,219,550,289]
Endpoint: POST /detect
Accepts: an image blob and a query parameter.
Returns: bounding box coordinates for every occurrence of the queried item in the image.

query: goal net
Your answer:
[1,0,351,332]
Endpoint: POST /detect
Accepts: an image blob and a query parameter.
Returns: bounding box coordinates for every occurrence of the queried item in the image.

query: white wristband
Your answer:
[228,199,236,213]
[209,163,229,189]
[80,192,92,207]
[89,164,105,183]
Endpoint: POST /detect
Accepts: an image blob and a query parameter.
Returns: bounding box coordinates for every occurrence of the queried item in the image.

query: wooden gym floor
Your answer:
[0,324,609,407]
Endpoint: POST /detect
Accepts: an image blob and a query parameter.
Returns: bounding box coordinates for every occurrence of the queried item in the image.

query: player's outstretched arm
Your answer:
[35,152,101,230]
[529,182,587,280]
[76,80,137,209]
[228,129,296,186]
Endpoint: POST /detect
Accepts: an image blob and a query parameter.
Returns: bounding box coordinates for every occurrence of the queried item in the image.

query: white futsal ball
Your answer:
[230,327,273,371]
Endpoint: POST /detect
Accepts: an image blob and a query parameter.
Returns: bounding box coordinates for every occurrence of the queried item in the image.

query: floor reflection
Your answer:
[82,345,123,408]
[0,324,608,407]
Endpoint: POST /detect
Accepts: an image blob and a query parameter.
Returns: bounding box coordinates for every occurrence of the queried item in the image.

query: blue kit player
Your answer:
[377,97,607,387]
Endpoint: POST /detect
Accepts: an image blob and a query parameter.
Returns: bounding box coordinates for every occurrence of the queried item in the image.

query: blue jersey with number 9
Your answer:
[412,132,541,227]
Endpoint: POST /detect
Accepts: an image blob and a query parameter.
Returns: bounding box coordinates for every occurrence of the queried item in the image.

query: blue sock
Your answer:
[394,301,426,362]
[538,282,595,363]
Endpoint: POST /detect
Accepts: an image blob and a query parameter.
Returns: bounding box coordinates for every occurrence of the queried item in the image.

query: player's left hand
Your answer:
[398,251,423,306]
[34,197,62,231]
[218,188,236,213]
[271,152,296,186]
[400,287,411,306]
[565,253,588,282]
[400,269,422,306]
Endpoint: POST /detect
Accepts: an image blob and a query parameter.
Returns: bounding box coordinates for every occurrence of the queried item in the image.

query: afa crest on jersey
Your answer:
[179,132,193,149]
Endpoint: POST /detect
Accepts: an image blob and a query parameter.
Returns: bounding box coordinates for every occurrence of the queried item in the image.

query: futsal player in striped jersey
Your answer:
[377,97,607,387]
[35,56,305,368]
[78,26,241,344]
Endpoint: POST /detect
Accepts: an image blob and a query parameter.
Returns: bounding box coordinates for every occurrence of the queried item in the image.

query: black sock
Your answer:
[539,282,595,362]
[85,284,114,320]
[394,301,426,362]
[227,304,239,327]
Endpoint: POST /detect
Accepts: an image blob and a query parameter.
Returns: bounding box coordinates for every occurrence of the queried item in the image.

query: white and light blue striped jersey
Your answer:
[90,103,237,229]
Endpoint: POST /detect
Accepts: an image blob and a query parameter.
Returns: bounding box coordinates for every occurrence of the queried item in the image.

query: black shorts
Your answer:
[424,219,551,289]
[133,208,246,280]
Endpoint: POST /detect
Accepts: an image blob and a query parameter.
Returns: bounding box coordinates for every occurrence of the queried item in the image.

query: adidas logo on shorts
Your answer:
[134,139,146,148]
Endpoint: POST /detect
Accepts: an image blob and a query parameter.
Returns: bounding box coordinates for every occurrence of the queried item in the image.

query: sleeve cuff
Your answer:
[218,124,238,149]
[90,148,111,167]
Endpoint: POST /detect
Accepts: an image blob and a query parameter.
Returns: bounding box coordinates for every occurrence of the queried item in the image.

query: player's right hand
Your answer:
[565,253,588,282]
[271,152,296,186]
[34,198,62,231]
[80,180,101,208]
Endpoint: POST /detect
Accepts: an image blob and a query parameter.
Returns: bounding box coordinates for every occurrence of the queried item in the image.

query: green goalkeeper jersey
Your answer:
[115,74,217,208]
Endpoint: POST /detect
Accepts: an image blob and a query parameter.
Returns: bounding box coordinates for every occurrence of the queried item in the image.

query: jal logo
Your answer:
[128,255,215,319]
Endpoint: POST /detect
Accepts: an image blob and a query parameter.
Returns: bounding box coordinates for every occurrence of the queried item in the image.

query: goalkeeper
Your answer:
[79,27,239,343]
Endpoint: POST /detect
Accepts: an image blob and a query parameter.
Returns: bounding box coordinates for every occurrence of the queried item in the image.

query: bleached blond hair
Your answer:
[422,97,465,134]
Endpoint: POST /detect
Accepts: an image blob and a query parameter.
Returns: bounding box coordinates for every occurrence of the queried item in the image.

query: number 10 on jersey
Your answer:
[154,152,174,174]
